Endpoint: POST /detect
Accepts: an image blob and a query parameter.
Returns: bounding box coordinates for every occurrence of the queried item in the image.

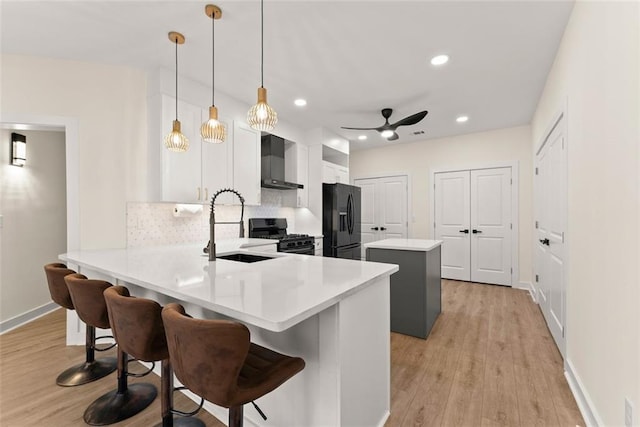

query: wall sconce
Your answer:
[11,132,26,167]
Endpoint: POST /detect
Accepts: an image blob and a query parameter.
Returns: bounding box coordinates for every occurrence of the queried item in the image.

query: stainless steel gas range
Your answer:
[248,218,315,255]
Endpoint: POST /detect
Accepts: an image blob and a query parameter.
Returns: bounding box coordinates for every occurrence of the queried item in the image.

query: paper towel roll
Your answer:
[173,204,203,217]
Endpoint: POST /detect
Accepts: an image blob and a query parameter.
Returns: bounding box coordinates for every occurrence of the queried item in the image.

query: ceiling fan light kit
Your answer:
[200,4,227,144]
[164,31,189,152]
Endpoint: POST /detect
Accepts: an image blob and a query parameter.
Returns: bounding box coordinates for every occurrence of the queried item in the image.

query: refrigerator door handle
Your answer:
[347,193,354,235]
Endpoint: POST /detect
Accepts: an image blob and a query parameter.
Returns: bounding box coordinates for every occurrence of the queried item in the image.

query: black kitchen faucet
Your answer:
[204,188,245,261]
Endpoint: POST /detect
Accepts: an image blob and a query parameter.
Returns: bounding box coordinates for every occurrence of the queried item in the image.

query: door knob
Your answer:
[459,229,469,234]
[539,238,550,246]
[472,229,483,234]
[380,227,387,231]
[371,227,379,231]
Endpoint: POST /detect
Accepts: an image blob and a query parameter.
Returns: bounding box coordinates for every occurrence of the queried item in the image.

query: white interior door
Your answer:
[434,171,471,281]
[535,115,566,357]
[355,175,408,259]
[470,168,512,285]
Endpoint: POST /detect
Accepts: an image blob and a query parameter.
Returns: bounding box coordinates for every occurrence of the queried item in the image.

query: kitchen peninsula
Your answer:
[61,241,398,427]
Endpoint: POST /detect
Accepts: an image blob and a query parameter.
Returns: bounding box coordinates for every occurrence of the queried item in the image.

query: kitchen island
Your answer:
[60,241,397,427]
[365,239,442,339]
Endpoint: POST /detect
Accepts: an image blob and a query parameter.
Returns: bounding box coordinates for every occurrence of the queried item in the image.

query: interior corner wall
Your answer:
[349,125,533,285]
[0,129,66,323]
[0,54,148,250]
[531,2,639,425]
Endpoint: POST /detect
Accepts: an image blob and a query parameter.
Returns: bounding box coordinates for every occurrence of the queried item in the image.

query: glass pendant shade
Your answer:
[201,105,226,143]
[165,120,189,152]
[248,87,278,131]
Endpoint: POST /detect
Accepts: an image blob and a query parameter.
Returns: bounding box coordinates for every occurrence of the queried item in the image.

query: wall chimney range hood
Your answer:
[261,134,303,190]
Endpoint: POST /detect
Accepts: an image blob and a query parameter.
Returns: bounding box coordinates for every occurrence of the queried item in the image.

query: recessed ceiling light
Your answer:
[294,98,307,107]
[358,135,367,140]
[380,130,394,138]
[456,115,469,123]
[430,54,449,66]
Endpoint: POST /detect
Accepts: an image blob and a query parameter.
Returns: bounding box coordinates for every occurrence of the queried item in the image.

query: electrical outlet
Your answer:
[625,397,633,427]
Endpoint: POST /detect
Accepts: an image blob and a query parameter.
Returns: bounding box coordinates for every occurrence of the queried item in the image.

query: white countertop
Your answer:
[216,238,277,251]
[60,244,397,332]
[364,238,443,252]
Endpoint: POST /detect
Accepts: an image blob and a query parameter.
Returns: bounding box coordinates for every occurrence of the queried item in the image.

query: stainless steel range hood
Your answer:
[261,134,304,190]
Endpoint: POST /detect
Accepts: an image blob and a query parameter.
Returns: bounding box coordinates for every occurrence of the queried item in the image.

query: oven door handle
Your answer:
[279,246,314,255]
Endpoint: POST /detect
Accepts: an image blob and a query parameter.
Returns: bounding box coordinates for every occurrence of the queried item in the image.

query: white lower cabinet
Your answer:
[314,239,323,256]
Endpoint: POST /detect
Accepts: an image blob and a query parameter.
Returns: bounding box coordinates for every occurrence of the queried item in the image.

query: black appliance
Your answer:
[261,134,304,190]
[322,183,361,259]
[248,218,315,255]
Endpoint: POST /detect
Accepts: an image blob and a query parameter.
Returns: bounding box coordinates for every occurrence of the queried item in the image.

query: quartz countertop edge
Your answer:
[60,243,397,332]
[364,238,443,252]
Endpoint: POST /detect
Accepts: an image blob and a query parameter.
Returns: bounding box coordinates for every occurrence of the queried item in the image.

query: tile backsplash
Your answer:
[127,189,297,248]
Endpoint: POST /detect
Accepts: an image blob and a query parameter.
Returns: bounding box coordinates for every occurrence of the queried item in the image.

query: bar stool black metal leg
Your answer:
[56,325,117,387]
[155,360,204,427]
[83,348,157,425]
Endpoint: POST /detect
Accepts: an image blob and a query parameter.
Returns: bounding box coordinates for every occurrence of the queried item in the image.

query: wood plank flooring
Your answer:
[0,280,584,426]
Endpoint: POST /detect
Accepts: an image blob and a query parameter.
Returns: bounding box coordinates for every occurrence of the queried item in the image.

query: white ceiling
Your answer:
[1,1,574,151]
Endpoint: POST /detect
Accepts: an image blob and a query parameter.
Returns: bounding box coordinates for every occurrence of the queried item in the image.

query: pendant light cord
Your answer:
[211,10,215,106]
[175,37,179,121]
[260,0,264,88]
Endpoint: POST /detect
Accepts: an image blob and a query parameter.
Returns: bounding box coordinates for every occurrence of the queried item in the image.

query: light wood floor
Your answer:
[0,280,583,426]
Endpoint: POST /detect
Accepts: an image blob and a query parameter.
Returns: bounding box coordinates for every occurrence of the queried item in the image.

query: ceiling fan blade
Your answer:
[386,132,399,141]
[340,126,380,131]
[390,110,428,129]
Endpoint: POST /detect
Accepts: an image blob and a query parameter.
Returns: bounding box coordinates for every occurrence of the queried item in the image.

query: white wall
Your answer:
[0,129,66,323]
[350,125,533,284]
[1,54,148,250]
[531,2,639,425]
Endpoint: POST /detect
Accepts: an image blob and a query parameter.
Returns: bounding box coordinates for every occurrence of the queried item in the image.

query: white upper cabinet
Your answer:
[161,95,203,203]
[233,121,261,206]
[201,108,233,205]
[285,142,309,208]
[322,161,349,184]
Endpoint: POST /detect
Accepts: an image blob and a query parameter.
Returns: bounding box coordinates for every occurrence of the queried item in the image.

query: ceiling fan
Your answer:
[341,108,428,141]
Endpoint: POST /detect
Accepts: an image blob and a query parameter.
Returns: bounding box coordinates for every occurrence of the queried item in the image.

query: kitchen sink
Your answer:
[217,252,275,263]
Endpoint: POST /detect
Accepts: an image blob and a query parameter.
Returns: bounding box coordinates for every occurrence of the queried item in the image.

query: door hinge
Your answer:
[535,167,539,175]
[535,221,539,229]
[535,274,539,283]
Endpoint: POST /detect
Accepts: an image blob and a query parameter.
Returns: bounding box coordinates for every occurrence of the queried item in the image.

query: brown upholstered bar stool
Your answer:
[104,286,204,427]
[65,274,157,425]
[162,303,306,427]
[43,263,117,386]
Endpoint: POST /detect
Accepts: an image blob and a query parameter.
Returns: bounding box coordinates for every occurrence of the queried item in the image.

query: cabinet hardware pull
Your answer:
[197,187,201,200]
[459,229,469,234]
[205,188,208,201]
[472,229,483,234]
[371,227,379,231]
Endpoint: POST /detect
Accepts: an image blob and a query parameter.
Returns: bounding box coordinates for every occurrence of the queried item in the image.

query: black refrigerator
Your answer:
[322,183,361,259]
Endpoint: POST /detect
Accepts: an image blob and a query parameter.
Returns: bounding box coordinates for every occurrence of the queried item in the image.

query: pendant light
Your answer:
[247,0,277,131]
[200,4,226,144]
[164,31,189,152]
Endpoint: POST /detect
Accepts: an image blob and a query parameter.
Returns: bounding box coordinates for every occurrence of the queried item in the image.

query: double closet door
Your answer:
[434,167,513,286]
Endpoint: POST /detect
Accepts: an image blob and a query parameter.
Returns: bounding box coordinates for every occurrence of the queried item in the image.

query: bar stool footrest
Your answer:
[83,382,157,425]
[56,357,117,387]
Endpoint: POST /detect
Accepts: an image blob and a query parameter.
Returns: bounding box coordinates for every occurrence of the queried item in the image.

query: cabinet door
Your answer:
[161,94,202,203]
[296,144,309,208]
[201,111,233,204]
[322,161,336,183]
[233,121,261,205]
[336,166,349,184]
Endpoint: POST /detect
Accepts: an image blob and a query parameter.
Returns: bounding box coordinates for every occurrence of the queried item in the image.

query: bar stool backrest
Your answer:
[44,263,76,310]
[161,303,251,407]
[64,273,112,330]
[104,286,169,362]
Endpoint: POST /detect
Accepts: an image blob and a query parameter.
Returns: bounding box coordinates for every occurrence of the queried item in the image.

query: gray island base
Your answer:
[365,239,443,339]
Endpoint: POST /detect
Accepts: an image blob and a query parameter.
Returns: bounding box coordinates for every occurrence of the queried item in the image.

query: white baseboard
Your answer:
[565,358,603,427]
[0,301,58,334]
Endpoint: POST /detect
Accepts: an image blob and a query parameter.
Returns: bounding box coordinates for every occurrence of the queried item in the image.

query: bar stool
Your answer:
[65,274,157,425]
[161,303,306,427]
[43,263,117,386]
[104,285,204,427]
